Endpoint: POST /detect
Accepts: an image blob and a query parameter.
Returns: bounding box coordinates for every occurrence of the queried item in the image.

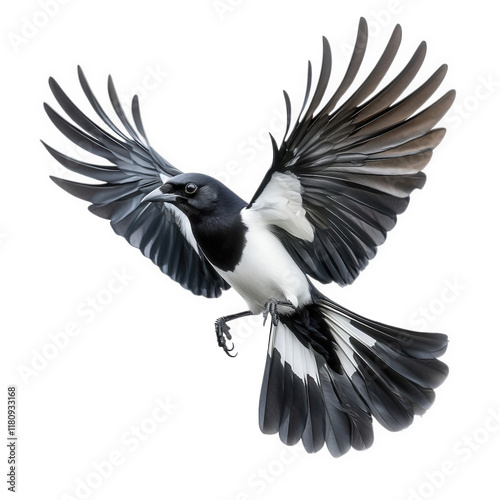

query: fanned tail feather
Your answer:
[258,290,448,457]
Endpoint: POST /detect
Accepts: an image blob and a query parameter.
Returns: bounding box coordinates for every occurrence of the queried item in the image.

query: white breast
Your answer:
[214,209,312,314]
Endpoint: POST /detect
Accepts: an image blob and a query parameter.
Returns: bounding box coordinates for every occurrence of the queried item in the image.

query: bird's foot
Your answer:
[214,317,237,358]
[263,299,296,326]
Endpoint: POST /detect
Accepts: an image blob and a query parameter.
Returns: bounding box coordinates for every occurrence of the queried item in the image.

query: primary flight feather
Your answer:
[44,18,454,457]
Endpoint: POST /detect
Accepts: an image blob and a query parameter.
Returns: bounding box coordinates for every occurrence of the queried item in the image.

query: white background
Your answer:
[1,1,499,499]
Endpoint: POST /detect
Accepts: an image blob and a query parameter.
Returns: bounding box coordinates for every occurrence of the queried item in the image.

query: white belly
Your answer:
[214,215,312,314]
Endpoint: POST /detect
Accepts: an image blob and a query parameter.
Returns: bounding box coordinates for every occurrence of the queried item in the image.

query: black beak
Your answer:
[142,183,179,203]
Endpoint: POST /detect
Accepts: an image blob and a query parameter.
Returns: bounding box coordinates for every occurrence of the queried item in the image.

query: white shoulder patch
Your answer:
[163,203,200,255]
[157,174,199,252]
[247,172,314,241]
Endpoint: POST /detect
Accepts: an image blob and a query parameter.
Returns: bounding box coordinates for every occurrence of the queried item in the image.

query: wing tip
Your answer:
[40,140,56,156]
[42,101,53,114]
[358,16,368,32]
[321,35,331,53]
[49,174,66,189]
[76,65,87,86]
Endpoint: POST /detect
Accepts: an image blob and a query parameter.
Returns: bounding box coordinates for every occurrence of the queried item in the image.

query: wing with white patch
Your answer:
[44,67,229,298]
[248,18,455,286]
[246,172,314,241]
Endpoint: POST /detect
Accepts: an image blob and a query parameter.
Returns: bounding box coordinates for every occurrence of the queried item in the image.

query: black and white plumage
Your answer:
[43,18,453,457]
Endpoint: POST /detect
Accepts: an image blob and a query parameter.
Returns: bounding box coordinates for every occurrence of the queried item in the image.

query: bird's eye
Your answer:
[184,182,198,195]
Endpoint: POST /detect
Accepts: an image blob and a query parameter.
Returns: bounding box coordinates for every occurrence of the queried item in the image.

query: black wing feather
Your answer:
[44,68,229,298]
[248,18,455,286]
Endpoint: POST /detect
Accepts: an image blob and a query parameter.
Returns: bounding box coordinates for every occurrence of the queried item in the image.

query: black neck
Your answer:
[191,212,247,272]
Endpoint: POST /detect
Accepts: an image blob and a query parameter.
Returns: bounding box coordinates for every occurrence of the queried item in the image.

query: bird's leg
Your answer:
[263,298,296,326]
[214,311,253,357]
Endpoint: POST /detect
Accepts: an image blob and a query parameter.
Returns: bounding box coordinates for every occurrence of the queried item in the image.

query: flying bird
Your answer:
[43,18,454,457]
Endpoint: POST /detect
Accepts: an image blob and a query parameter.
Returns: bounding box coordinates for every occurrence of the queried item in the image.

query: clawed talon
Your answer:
[263,299,296,326]
[215,317,237,357]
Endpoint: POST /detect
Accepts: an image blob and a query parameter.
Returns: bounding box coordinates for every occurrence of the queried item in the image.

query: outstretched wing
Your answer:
[43,67,230,298]
[247,18,455,286]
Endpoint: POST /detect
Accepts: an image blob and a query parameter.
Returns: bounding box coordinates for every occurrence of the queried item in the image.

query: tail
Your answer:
[258,291,448,457]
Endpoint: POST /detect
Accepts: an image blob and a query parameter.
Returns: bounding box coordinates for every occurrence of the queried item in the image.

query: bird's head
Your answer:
[142,173,245,222]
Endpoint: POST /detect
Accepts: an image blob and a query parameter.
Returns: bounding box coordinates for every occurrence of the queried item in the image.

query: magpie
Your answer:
[43,18,454,457]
